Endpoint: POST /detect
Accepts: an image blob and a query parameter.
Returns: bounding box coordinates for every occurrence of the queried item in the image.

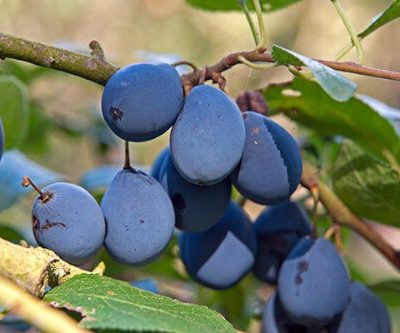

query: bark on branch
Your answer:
[1,33,400,89]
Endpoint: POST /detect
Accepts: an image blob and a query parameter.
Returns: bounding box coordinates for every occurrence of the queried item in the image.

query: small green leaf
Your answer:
[45,274,235,333]
[271,45,356,102]
[331,140,400,227]
[264,78,400,164]
[0,76,29,149]
[368,280,400,308]
[359,1,400,39]
[185,0,302,12]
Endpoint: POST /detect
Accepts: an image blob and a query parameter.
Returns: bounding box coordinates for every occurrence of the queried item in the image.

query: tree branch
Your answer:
[1,33,400,90]
[0,33,117,85]
[0,238,93,297]
[301,164,400,270]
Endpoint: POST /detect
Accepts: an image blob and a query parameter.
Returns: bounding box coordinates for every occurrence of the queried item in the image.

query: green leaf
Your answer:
[0,60,50,84]
[271,45,356,102]
[0,76,29,149]
[331,140,400,227]
[359,1,400,39]
[0,224,25,242]
[264,78,400,164]
[185,0,302,12]
[368,280,400,308]
[45,274,235,333]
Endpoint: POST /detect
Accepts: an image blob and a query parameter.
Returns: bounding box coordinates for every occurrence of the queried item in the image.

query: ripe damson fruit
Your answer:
[278,238,350,326]
[231,111,302,205]
[28,179,106,265]
[101,62,184,142]
[101,167,174,265]
[179,201,257,289]
[253,201,312,284]
[0,117,4,161]
[262,292,322,333]
[170,85,245,185]
[328,282,391,333]
[157,149,231,231]
[150,147,169,180]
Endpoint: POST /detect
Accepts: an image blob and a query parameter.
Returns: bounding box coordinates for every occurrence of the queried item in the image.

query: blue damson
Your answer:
[157,149,231,231]
[179,201,257,289]
[253,201,312,284]
[328,282,390,333]
[262,293,321,333]
[278,238,350,326]
[31,182,106,265]
[231,111,302,204]
[101,167,174,265]
[102,63,184,142]
[170,85,245,185]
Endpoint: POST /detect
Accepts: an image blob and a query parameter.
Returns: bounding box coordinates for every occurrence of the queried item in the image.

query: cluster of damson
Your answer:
[19,62,390,332]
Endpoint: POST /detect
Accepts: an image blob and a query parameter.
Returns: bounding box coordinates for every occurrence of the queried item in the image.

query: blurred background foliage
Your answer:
[0,0,399,332]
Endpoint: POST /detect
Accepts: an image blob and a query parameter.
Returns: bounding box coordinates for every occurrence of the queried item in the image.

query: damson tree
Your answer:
[0,0,399,332]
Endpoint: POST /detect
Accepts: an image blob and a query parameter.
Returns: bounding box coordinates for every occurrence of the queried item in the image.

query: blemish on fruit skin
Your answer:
[139,219,145,224]
[252,127,260,135]
[295,260,309,286]
[32,214,39,230]
[109,106,124,121]
[33,217,66,232]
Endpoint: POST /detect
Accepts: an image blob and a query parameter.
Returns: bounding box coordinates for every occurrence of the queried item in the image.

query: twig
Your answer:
[330,0,364,64]
[0,274,88,333]
[301,163,400,270]
[0,33,117,85]
[238,0,259,45]
[1,33,400,90]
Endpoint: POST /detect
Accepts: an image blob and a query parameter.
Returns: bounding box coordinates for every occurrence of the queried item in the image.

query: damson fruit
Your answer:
[101,167,174,265]
[158,149,231,231]
[30,181,105,265]
[328,282,391,333]
[101,63,184,142]
[0,117,3,161]
[179,202,257,289]
[170,85,245,185]
[231,111,302,205]
[262,292,322,333]
[150,147,169,180]
[253,201,312,284]
[278,238,350,326]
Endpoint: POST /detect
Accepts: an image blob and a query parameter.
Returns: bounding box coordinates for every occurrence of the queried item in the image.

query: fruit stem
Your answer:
[310,187,319,239]
[21,176,51,203]
[124,140,131,169]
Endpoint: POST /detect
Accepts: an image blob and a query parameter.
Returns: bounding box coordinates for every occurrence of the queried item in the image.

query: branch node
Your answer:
[89,40,106,61]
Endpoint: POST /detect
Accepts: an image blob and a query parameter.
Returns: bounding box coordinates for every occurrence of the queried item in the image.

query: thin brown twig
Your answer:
[301,163,400,270]
[1,33,400,89]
